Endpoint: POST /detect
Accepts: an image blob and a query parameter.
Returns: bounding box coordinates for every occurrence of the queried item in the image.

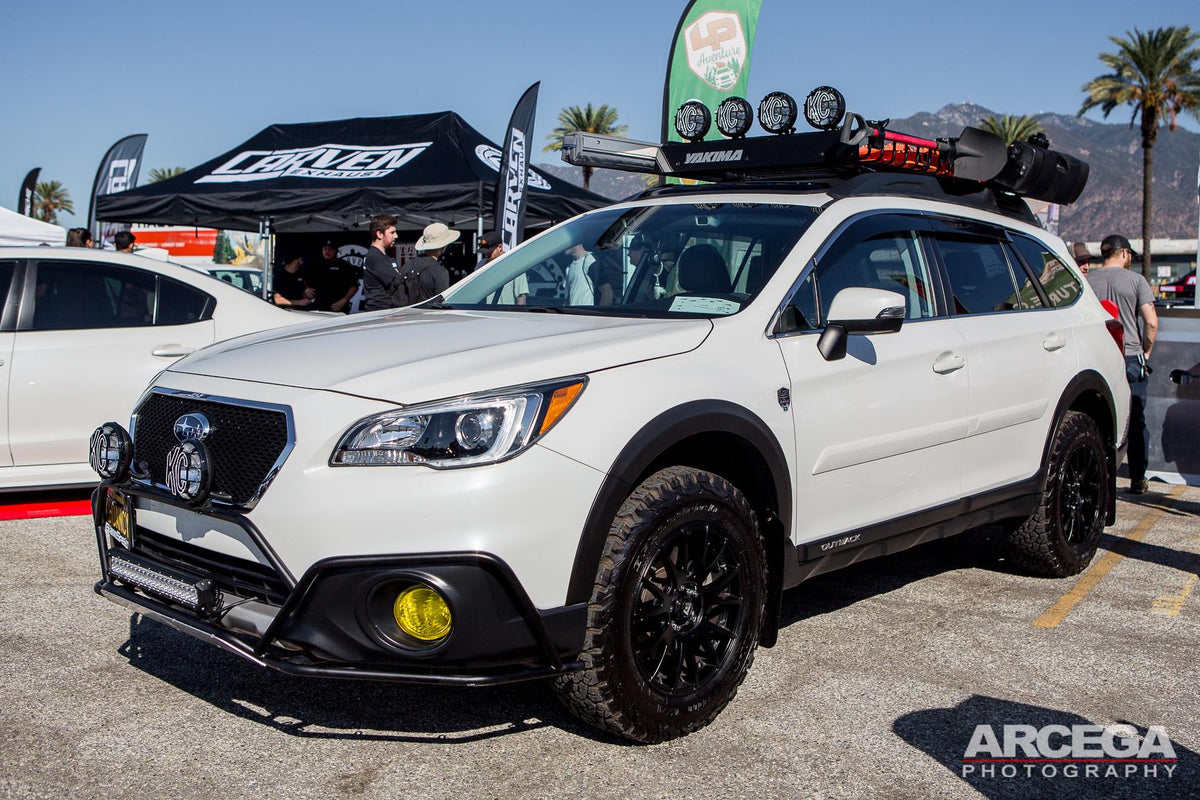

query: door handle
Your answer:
[1042,334,1067,352]
[932,352,966,374]
[151,345,195,358]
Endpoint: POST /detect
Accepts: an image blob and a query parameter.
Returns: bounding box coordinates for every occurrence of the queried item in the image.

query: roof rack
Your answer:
[562,111,1089,208]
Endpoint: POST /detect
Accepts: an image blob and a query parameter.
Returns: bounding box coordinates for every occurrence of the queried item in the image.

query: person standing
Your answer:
[113,230,136,253]
[66,228,94,248]
[271,254,312,308]
[402,222,457,304]
[306,239,359,313]
[477,229,528,305]
[1087,234,1159,494]
[1071,242,1092,275]
[360,214,404,311]
[563,241,597,306]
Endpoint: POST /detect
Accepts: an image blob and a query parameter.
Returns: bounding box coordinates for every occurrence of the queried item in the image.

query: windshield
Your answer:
[441,201,820,318]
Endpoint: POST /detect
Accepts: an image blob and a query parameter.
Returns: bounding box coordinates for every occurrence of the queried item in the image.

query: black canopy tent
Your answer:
[95,111,608,234]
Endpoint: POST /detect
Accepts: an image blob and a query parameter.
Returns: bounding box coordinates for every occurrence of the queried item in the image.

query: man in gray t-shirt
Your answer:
[1086,234,1159,493]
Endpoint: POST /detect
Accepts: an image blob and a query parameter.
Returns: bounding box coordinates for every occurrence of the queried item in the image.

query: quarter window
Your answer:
[158,277,212,325]
[1010,234,1083,307]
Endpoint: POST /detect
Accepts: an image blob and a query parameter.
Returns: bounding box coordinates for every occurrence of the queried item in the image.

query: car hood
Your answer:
[168,308,712,404]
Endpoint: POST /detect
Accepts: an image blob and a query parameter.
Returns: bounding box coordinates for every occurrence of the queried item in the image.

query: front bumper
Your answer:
[93,484,585,686]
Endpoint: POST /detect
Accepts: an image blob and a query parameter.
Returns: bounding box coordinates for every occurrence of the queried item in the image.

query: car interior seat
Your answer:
[677,244,731,294]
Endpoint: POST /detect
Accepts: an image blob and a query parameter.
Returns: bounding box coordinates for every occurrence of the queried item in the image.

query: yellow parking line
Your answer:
[1152,574,1198,618]
[1033,485,1187,630]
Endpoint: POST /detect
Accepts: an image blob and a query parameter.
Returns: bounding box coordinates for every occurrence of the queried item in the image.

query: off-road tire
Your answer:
[554,466,766,743]
[1004,411,1109,577]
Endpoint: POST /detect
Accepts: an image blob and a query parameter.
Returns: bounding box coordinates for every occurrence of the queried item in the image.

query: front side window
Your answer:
[442,202,820,318]
[1010,234,1082,307]
[780,217,935,332]
[32,261,157,331]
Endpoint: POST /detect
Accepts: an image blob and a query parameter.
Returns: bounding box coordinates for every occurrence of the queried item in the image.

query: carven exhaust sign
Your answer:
[195,142,432,183]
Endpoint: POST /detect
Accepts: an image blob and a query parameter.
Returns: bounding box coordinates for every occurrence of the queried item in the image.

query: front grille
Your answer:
[130,527,290,605]
[132,392,290,507]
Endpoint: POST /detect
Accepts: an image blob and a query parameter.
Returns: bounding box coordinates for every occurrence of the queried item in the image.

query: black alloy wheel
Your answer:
[629,520,746,696]
[554,466,766,743]
[1005,411,1109,576]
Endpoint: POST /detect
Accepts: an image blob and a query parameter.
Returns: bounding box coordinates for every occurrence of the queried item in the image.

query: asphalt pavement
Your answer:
[1,477,1197,800]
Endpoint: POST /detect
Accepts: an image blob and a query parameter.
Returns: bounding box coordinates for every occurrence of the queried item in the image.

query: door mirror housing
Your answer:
[817,287,906,361]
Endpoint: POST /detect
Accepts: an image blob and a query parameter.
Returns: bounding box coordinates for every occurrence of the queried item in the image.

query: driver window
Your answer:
[779,218,933,333]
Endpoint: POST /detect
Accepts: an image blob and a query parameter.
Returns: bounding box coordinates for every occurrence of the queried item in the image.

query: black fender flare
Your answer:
[565,400,793,633]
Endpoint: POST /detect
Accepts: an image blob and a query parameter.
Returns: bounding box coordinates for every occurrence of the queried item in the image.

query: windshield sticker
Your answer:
[669,296,739,315]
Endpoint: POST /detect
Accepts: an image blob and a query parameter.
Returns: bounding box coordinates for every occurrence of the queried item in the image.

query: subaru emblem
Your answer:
[173,412,213,442]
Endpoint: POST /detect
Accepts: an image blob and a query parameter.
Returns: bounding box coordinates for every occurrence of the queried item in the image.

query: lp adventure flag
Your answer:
[495,82,539,250]
[17,168,40,216]
[661,0,763,143]
[88,134,147,247]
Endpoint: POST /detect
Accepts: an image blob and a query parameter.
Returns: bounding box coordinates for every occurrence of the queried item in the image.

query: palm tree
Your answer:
[147,166,186,183]
[1079,26,1200,279]
[979,114,1043,146]
[33,181,74,224]
[543,103,628,191]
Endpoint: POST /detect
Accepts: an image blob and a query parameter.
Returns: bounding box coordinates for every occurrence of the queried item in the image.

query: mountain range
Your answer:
[538,103,1200,243]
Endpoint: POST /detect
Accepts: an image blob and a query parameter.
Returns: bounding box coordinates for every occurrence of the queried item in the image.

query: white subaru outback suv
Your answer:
[88,113,1128,743]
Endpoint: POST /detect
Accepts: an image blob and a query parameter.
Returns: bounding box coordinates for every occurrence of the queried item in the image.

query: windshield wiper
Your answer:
[419,300,454,309]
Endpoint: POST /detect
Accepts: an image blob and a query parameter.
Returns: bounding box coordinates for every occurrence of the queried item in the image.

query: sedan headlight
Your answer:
[331,378,586,468]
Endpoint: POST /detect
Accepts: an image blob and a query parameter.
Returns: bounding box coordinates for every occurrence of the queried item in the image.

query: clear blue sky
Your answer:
[3,0,1197,227]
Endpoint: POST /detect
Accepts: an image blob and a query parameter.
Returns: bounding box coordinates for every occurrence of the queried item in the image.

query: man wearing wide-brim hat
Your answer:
[402,222,459,304]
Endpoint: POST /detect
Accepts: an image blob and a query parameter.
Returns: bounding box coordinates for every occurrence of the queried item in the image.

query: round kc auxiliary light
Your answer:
[674,100,712,142]
[393,585,452,642]
[715,96,754,138]
[758,91,799,135]
[89,422,133,481]
[804,86,846,131]
[164,439,212,504]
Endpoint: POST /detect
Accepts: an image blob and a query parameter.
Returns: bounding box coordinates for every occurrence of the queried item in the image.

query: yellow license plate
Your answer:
[104,488,134,548]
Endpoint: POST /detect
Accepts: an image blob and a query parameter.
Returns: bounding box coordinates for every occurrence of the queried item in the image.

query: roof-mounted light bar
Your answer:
[561,86,1089,205]
[560,132,672,173]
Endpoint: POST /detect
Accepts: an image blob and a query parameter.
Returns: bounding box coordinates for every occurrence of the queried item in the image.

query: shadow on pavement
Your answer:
[116,613,617,744]
[893,695,1197,799]
[778,527,1010,626]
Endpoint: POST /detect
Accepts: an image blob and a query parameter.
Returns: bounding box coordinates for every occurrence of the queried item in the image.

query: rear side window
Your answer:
[32,261,157,330]
[938,237,1022,314]
[1010,234,1083,307]
[157,277,212,325]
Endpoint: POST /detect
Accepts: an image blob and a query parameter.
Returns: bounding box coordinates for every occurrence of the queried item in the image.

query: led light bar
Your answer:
[109,555,201,609]
[561,132,672,173]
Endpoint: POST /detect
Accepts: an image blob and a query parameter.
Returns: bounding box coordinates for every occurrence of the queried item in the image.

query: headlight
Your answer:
[331,378,586,468]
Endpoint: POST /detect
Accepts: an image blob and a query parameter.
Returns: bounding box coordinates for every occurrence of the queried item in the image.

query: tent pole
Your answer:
[261,217,274,301]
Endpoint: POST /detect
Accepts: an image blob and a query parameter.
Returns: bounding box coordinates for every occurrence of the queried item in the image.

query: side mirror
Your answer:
[817,287,907,361]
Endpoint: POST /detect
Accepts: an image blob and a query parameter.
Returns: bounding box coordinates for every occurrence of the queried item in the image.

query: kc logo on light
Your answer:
[684,11,748,91]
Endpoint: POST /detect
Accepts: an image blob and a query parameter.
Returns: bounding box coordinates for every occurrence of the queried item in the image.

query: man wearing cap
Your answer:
[1071,242,1091,275]
[477,229,528,305]
[400,222,456,304]
[1087,234,1158,494]
[306,239,360,313]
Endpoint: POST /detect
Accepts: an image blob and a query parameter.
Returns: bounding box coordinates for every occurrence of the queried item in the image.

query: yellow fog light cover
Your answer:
[392,585,452,642]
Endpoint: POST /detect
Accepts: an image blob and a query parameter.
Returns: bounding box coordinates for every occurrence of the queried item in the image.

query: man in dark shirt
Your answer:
[360,214,404,311]
[401,222,457,304]
[306,239,360,313]
[272,254,312,308]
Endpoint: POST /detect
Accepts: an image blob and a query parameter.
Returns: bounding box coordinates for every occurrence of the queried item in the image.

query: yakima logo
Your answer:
[195,142,431,183]
[683,150,744,165]
[684,11,748,91]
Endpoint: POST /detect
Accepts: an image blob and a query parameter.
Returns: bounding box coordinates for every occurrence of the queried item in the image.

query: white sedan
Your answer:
[0,247,315,491]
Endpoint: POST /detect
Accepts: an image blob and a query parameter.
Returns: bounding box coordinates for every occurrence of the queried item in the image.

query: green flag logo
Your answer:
[683,11,748,92]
